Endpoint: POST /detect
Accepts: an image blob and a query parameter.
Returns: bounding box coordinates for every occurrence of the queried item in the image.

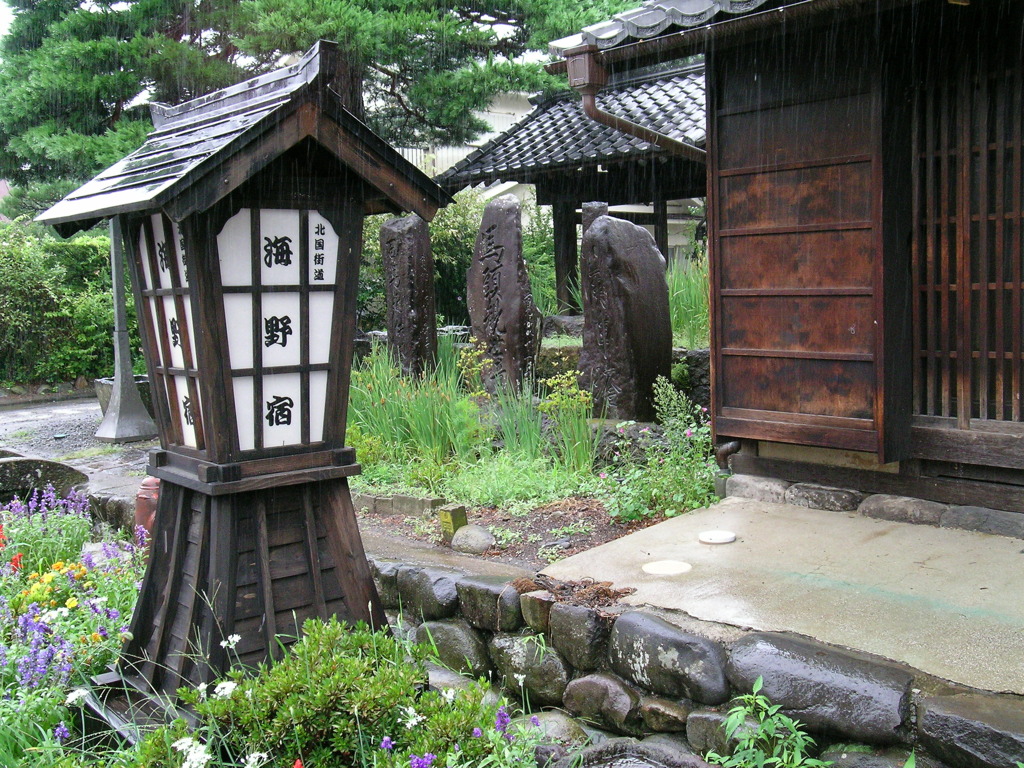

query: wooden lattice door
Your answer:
[912,45,1024,445]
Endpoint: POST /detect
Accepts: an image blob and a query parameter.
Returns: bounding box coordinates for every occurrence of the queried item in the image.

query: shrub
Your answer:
[0,223,140,383]
[600,376,717,520]
[135,618,548,768]
[706,677,829,768]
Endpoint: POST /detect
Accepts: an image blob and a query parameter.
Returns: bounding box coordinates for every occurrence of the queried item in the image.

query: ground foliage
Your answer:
[0,222,142,383]
[0,487,147,767]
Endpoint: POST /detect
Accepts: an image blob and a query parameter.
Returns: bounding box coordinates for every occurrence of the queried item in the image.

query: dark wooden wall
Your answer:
[708,17,912,462]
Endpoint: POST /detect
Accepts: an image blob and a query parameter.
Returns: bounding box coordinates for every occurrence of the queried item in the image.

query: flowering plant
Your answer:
[138,618,549,768]
[599,377,717,520]
[0,486,147,764]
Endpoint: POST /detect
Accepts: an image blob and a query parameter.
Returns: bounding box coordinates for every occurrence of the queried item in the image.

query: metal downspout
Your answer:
[569,49,706,165]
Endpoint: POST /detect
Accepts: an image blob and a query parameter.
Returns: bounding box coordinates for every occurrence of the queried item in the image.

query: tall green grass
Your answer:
[667,256,710,348]
[348,338,488,471]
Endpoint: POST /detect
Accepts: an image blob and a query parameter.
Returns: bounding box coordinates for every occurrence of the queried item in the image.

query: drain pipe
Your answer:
[566,47,706,165]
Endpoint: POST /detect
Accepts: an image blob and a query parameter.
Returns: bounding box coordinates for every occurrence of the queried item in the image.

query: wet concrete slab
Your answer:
[542,496,1024,695]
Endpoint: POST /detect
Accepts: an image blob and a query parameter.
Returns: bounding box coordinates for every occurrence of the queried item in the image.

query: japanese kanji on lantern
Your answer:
[36,40,452,729]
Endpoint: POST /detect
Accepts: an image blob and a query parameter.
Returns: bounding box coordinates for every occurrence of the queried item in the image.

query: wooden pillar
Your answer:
[653,200,670,265]
[552,201,580,314]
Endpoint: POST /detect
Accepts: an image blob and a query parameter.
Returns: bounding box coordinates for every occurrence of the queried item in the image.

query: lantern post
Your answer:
[38,41,452,729]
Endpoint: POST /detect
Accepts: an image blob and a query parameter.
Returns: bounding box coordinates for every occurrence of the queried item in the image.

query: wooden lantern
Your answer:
[38,41,451,728]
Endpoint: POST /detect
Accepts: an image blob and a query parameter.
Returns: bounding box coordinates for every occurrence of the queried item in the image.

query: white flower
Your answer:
[220,633,241,649]
[401,705,425,729]
[65,688,90,706]
[172,737,211,768]
[195,682,208,700]
[441,688,456,704]
[243,752,269,768]
[213,681,238,699]
[513,673,526,687]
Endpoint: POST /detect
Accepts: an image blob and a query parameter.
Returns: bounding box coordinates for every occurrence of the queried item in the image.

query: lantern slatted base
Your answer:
[99,471,385,723]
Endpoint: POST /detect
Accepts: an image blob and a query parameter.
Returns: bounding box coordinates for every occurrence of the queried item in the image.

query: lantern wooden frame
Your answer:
[37,41,451,728]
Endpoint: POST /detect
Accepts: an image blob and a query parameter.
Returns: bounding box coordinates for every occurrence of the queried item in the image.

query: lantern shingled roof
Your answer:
[548,0,775,53]
[438,64,704,192]
[37,41,451,235]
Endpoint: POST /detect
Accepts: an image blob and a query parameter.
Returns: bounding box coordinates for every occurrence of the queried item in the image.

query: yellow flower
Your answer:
[90,632,101,643]
[65,597,78,609]
[41,573,54,584]
[52,562,65,571]
[49,600,57,607]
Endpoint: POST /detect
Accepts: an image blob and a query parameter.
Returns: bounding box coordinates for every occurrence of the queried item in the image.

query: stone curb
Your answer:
[374,558,1024,766]
[726,476,1024,541]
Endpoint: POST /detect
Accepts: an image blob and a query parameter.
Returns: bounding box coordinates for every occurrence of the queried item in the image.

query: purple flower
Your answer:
[380,736,393,750]
[410,754,436,768]
[134,525,150,549]
[530,715,540,727]
[54,722,70,743]
[472,727,483,738]
[494,706,511,733]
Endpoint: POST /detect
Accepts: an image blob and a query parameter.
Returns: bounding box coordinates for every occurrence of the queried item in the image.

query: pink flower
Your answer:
[685,429,693,437]
[599,472,608,479]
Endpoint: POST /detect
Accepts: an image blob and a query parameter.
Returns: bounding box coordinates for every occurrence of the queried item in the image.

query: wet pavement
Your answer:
[543,496,1024,695]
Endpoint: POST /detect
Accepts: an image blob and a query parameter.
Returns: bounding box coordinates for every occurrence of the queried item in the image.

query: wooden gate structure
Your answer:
[550,0,1024,511]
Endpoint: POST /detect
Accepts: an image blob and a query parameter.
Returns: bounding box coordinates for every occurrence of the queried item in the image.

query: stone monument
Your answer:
[381,214,438,376]
[467,194,540,390]
[579,215,672,421]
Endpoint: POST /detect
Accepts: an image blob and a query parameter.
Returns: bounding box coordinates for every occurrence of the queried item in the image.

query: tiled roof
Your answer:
[549,0,773,53]
[439,66,704,191]
[38,41,448,231]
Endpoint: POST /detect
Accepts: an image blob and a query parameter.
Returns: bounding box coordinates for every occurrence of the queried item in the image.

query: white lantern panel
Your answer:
[232,377,256,451]
[260,209,301,286]
[260,293,301,368]
[262,373,302,447]
[151,213,174,289]
[138,227,155,289]
[218,208,253,286]
[308,212,338,285]
[146,298,164,364]
[223,294,254,369]
[182,295,196,368]
[174,375,199,448]
[309,371,328,443]
[162,296,185,370]
[171,222,189,287]
[308,293,335,364]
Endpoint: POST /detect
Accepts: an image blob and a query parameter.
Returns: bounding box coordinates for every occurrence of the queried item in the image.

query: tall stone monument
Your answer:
[467,195,540,390]
[579,215,672,421]
[381,214,438,376]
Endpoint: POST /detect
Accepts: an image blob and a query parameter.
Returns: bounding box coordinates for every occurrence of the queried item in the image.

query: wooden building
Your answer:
[439,67,707,310]
[551,0,1024,512]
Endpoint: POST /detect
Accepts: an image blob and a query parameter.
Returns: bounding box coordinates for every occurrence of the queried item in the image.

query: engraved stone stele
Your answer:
[466,194,540,390]
[579,215,672,421]
[381,214,438,376]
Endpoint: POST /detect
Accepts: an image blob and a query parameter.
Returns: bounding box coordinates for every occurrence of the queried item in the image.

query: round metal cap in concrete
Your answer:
[641,560,692,575]
[698,530,736,545]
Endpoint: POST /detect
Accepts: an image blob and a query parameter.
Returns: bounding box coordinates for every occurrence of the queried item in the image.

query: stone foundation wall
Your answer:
[370,556,1024,768]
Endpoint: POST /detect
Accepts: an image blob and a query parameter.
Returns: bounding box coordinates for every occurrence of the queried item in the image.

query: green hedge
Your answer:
[0,223,140,384]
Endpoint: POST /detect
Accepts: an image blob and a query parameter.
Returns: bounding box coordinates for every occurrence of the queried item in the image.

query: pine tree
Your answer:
[0,0,634,216]
[0,0,257,215]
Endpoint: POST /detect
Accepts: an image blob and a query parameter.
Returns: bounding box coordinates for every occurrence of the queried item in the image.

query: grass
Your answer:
[6,429,33,440]
[667,256,710,349]
[55,445,120,461]
[541,334,582,348]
